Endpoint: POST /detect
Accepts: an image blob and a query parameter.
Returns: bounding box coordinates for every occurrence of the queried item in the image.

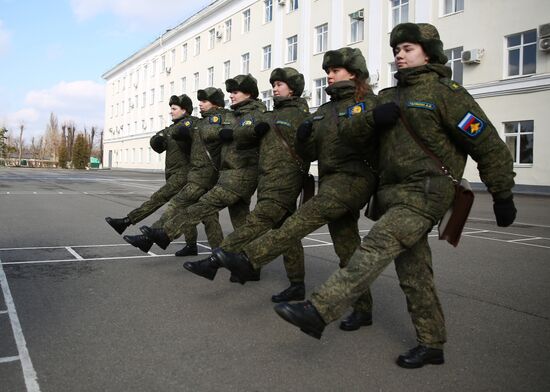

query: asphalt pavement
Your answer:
[0,167,549,392]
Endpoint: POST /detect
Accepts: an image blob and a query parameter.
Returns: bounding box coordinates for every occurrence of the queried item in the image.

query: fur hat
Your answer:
[169,94,193,114]
[269,67,305,97]
[390,23,448,65]
[197,87,225,107]
[322,47,369,80]
[225,74,259,99]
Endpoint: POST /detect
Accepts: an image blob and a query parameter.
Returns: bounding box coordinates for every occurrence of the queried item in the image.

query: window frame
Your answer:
[505,30,537,78]
[207,66,214,87]
[241,52,250,74]
[504,120,534,166]
[243,9,251,33]
[441,0,464,16]
[262,45,272,70]
[390,0,409,29]
[264,0,273,23]
[315,23,328,54]
[287,35,298,63]
[444,46,464,85]
[313,77,328,107]
[349,10,364,43]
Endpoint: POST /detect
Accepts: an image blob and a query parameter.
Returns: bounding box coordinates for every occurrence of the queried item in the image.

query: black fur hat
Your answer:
[197,87,225,107]
[322,47,369,80]
[225,74,259,99]
[269,67,305,97]
[390,23,448,65]
[169,94,193,114]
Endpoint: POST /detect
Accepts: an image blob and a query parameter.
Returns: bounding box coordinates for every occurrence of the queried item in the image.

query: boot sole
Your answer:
[396,357,445,369]
[271,294,306,303]
[182,262,216,281]
[274,305,323,340]
[339,320,373,331]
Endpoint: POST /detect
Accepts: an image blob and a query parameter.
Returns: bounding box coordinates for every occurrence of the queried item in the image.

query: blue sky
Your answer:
[0,0,213,141]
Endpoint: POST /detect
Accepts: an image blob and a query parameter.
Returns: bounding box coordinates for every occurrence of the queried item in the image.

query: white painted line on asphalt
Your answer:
[65,247,84,260]
[0,258,41,391]
[304,237,333,245]
[58,192,63,194]
[197,243,212,250]
[508,236,542,242]
[0,355,20,364]
[1,254,174,266]
[147,251,157,256]
[461,234,550,249]
[0,309,7,314]
[0,241,202,251]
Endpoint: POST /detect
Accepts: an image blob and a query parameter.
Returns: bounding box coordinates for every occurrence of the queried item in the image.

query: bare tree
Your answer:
[44,112,60,161]
[18,123,24,164]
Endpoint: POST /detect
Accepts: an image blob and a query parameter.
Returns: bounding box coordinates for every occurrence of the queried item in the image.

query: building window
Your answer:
[142,92,146,107]
[194,36,201,56]
[391,0,409,28]
[122,76,126,90]
[262,45,272,70]
[159,85,164,102]
[152,59,157,76]
[241,52,250,74]
[388,63,398,87]
[147,147,151,163]
[225,19,232,42]
[149,117,154,131]
[194,72,200,91]
[287,35,298,63]
[290,0,299,12]
[161,55,166,73]
[170,81,175,95]
[150,88,155,105]
[314,77,328,106]
[243,9,251,32]
[171,49,176,66]
[209,29,216,49]
[224,60,231,80]
[208,67,214,87]
[507,30,537,77]
[443,0,464,15]
[121,100,125,114]
[141,119,146,131]
[350,10,364,43]
[505,120,534,164]
[315,23,328,53]
[444,46,463,84]
[181,77,187,93]
[265,0,273,23]
[182,43,188,62]
[261,90,273,110]
[143,64,148,80]
[159,115,164,129]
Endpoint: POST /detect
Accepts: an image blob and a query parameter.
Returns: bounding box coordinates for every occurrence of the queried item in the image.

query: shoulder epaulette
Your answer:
[439,78,463,92]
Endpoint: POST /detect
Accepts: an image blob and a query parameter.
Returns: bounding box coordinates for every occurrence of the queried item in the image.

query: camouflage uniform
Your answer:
[152,102,230,248]
[242,74,378,314]
[310,26,515,349]
[161,77,266,241]
[221,91,310,283]
[126,113,197,242]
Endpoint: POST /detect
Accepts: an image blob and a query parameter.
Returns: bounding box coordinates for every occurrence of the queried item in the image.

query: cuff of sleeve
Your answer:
[492,190,513,202]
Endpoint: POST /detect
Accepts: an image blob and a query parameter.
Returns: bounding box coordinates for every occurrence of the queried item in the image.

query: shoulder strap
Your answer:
[396,88,458,184]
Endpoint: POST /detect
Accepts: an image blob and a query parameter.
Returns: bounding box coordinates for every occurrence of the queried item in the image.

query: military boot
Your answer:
[211,248,257,285]
[183,256,220,280]
[123,234,153,253]
[140,226,171,250]
[271,282,305,303]
[339,310,373,331]
[229,269,260,283]
[105,216,131,235]
[396,345,445,369]
[175,243,198,257]
[273,300,326,340]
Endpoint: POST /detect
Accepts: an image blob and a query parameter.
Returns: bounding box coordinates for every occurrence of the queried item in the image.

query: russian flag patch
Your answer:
[458,112,485,138]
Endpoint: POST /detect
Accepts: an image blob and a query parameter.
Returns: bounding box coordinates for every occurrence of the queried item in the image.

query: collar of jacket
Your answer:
[273,96,309,111]
[171,114,188,124]
[325,80,355,101]
[231,98,266,115]
[200,107,224,118]
[395,64,452,86]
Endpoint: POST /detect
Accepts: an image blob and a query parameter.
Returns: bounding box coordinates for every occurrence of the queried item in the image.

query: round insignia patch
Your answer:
[212,116,219,123]
[352,105,363,114]
[184,121,191,127]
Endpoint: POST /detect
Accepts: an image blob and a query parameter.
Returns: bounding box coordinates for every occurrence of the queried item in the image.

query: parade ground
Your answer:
[1,167,549,392]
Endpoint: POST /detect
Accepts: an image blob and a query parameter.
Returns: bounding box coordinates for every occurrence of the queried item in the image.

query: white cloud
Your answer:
[1,80,105,140]
[0,20,12,55]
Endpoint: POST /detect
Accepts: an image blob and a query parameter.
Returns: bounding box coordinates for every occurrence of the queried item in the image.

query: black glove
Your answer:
[254,122,270,138]
[373,102,400,129]
[219,128,234,142]
[493,196,517,227]
[172,123,191,141]
[150,135,166,153]
[296,120,313,141]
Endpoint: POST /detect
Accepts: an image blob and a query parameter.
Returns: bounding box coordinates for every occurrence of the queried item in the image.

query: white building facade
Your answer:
[102,0,550,187]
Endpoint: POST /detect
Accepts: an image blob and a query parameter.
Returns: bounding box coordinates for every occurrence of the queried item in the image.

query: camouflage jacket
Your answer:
[296,80,378,211]
[375,64,515,222]
[256,96,310,211]
[149,114,198,179]
[218,99,266,198]
[186,107,233,190]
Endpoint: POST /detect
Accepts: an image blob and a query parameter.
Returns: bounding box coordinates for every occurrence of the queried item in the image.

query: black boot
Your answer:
[212,248,257,285]
[105,216,131,234]
[273,300,326,340]
[183,256,219,281]
[229,269,260,283]
[140,226,171,250]
[175,243,198,257]
[123,234,153,253]
[396,345,445,369]
[339,310,373,331]
[271,282,305,303]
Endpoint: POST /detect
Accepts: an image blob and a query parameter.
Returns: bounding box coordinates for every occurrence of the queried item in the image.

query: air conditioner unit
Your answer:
[351,10,364,20]
[461,49,483,64]
[278,0,286,5]
[539,23,550,52]
[165,66,171,74]
[215,30,223,39]
[133,82,138,88]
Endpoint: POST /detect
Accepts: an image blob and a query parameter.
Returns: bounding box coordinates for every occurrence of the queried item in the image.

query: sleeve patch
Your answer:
[184,120,192,127]
[209,115,222,124]
[240,118,254,126]
[275,120,292,127]
[312,115,325,121]
[346,102,366,117]
[458,112,486,138]
[406,101,436,111]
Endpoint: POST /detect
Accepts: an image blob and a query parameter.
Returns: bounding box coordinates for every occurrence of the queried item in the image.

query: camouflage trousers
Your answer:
[243,178,372,314]
[221,200,304,283]
[127,173,187,225]
[152,182,223,248]
[163,184,250,243]
[311,205,446,349]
